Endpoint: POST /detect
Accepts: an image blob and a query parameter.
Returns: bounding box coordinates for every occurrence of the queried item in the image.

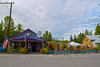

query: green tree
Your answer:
[3,16,24,38]
[85,29,89,35]
[0,16,25,43]
[43,31,52,42]
[43,31,48,39]
[0,21,5,43]
[94,24,100,35]
[17,23,24,33]
[73,34,77,42]
[70,34,73,42]
[14,23,24,36]
[90,30,92,35]
[48,32,52,42]
[76,33,85,44]
[85,29,92,35]
[3,16,16,38]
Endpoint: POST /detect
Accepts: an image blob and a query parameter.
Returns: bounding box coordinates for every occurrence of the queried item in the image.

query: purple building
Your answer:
[9,28,46,52]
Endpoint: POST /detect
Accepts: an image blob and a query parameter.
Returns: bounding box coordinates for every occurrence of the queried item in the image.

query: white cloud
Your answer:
[0,0,100,40]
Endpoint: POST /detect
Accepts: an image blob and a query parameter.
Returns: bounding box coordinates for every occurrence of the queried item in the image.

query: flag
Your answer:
[3,36,8,49]
[88,43,91,48]
[81,44,83,48]
[49,42,52,48]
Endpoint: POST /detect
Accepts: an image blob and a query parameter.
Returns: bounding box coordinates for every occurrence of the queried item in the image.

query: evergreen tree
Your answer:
[85,29,89,35]
[76,33,85,44]
[3,16,16,38]
[85,29,92,35]
[90,30,92,35]
[0,21,5,43]
[94,24,100,35]
[43,31,52,42]
[17,23,24,33]
[73,34,77,42]
[15,23,25,36]
[48,32,52,42]
[70,34,73,42]
[0,16,24,43]
[43,31,48,40]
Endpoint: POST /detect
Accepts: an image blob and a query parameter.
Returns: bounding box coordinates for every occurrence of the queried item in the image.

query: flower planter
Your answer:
[41,53,45,54]
[60,51,64,54]
[97,50,100,53]
[0,47,5,52]
[59,51,70,54]
[65,51,70,53]
[49,51,55,54]
[73,51,84,53]
[11,51,20,53]
[86,50,96,53]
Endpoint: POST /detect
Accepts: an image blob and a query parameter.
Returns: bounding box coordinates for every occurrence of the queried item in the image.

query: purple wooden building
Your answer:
[9,28,46,52]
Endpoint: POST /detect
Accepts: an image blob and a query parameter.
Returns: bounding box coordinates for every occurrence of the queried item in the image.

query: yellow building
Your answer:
[83,35,100,46]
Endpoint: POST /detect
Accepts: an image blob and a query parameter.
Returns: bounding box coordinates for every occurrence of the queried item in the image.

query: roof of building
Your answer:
[92,38,100,44]
[9,28,46,42]
[68,41,81,46]
[85,35,100,40]
[12,28,37,39]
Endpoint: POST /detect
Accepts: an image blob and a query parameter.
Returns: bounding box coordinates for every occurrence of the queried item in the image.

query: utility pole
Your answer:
[0,2,15,39]
[99,3,100,17]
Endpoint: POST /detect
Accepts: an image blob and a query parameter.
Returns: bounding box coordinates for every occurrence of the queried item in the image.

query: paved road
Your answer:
[0,54,100,67]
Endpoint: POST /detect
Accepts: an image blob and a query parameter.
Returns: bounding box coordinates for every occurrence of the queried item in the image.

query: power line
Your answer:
[3,4,9,10]
[1,1,24,27]
[0,5,9,20]
[0,2,15,39]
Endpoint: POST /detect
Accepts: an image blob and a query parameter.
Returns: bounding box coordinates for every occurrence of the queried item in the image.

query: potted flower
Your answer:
[20,48,28,54]
[40,48,44,54]
[44,48,49,54]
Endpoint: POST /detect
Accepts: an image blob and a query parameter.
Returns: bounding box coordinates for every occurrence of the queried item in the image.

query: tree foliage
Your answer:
[73,34,77,42]
[43,31,52,42]
[52,38,68,43]
[85,29,89,35]
[0,21,5,43]
[70,34,73,42]
[90,30,92,35]
[0,16,24,43]
[85,29,92,35]
[94,24,100,35]
[76,33,85,44]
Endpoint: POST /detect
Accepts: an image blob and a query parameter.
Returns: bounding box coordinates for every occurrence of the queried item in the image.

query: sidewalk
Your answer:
[0,53,100,57]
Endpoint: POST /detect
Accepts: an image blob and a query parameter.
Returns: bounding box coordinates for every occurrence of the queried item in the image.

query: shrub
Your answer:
[97,44,100,50]
[12,48,19,52]
[72,45,75,51]
[66,47,69,51]
[90,47,95,50]
[8,46,12,52]
[40,48,49,54]
[40,49,44,54]
[44,48,49,54]
[20,48,28,54]
[3,51,6,53]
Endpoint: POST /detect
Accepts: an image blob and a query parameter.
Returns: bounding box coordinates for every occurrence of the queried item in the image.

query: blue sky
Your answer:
[0,0,100,40]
